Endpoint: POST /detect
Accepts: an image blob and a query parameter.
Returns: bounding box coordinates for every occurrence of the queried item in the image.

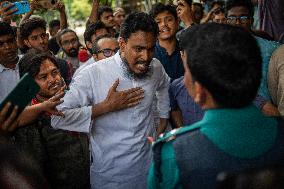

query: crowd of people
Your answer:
[0,0,284,188]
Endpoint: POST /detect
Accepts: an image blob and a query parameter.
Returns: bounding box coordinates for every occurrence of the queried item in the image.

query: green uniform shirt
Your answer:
[147,105,277,189]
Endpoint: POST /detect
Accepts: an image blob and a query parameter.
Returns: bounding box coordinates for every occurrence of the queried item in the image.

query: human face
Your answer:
[60,32,80,57]
[86,28,109,50]
[155,11,179,41]
[35,59,62,98]
[212,13,226,24]
[100,11,115,28]
[49,25,60,37]
[120,31,156,78]
[114,11,126,27]
[0,34,18,65]
[226,6,252,31]
[93,38,119,61]
[24,28,49,52]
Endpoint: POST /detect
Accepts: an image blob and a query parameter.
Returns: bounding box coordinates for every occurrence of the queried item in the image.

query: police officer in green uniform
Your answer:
[147,23,284,189]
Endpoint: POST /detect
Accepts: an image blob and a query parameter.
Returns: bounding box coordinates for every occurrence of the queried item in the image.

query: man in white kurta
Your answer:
[52,51,170,188]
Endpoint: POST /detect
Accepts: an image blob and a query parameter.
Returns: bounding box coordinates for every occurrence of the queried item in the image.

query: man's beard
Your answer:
[65,48,78,57]
[121,57,153,80]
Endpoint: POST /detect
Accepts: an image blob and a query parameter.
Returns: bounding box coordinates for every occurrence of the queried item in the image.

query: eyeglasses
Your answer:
[227,15,250,24]
[97,48,119,57]
[61,38,79,47]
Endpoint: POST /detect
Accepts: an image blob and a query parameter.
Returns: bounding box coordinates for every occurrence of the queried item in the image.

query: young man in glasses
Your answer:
[92,34,119,61]
[226,0,280,117]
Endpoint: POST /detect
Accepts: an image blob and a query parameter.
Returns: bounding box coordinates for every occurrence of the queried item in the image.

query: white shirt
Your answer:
[51,52,170,189]
[72,57,95,80]
[0,57,21,101]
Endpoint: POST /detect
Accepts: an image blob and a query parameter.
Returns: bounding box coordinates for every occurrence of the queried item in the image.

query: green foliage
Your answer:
[68,0,92,20]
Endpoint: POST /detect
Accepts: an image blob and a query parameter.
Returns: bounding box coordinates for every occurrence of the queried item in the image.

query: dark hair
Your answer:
[149,3,178,20]
[98,6,113,20]
[84,21,108,43]
[19,50,59,78]
[210,0,225,10]
[56,28,78,46]
[225,0,254,17]
[0,21,16,38]
[49,19,60,29]
[19,17,47,40]
[184,0,193,6]
[92,34,115,54]
[120,12,159,41]
[180,23,262,108]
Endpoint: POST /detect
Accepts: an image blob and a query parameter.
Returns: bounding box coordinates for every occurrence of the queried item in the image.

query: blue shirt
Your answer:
[256,36,280,100]
[169,77,204,125]
[154,41,184,81]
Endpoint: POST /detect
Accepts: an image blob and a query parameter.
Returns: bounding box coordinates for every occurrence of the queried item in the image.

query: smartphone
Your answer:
[3,1,30,15]
[0,73,40,118]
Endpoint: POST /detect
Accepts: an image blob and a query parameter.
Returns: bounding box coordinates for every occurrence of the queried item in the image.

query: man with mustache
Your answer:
[52,12,170,189]
[57,29,81,72]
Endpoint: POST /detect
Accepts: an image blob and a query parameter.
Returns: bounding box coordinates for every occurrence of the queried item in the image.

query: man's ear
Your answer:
[118,37,126,53]
[193,82,206,107]
[24,39,31,48]
[86,41,93,50]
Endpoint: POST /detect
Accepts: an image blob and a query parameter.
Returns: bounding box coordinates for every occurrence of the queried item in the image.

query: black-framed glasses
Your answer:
[227,15,250,24]
[97,48,119,57]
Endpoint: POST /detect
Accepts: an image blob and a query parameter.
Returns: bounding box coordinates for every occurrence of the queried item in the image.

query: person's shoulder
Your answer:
[153,123,202,147]
[255,36,280,49]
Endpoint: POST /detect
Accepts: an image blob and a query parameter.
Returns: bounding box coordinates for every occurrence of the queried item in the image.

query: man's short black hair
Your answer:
[210,0,225,10]
[120,12,159,41]
[97,6,113,20]
[84,21,108,43]
[19,17,47,40]
[0,21,16,38]
[92,34,114,54]
[56,28,79,46]
[180,23,262,108]
[225,0,254,17]
[149,3,178,20]
[19,49,59,78]
[49,19,60,29]
[184,0,193,6]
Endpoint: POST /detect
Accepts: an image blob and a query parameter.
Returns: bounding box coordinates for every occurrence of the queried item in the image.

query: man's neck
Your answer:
[0,58,19,69]
[158,37,177,56]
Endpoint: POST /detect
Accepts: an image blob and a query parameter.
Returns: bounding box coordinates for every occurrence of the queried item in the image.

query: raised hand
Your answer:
[0,102,19,134]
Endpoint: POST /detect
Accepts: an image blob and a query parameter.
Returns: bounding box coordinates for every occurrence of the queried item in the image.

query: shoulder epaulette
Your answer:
[153,123,202,147]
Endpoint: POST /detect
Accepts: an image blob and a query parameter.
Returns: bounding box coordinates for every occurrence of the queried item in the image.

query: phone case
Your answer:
[0,73,40,117]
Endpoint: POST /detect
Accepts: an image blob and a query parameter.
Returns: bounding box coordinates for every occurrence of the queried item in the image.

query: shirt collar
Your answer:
[0,55,21,73]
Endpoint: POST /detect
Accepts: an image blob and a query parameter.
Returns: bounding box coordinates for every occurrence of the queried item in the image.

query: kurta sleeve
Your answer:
[156,61,171,119]
[51,67,94,133]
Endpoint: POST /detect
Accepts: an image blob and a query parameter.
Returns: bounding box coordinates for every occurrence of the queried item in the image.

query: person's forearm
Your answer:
[18,103,46,126]
[88,0,99,25]
[157,118,168,136]
[91,100,111,119]
[60,10,67,29]
[170,110,183,128]
[20,10,33,24]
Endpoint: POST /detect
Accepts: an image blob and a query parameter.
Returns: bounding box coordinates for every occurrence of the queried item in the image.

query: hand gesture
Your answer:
[54,1,65,12]
[42,88,65,117]
[176,0,193,27]
[104,79,145,112]
[0,102,19,134]
[0,1,17,23]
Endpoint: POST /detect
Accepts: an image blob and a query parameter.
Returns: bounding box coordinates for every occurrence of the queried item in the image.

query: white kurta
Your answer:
[51,52,170,189]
